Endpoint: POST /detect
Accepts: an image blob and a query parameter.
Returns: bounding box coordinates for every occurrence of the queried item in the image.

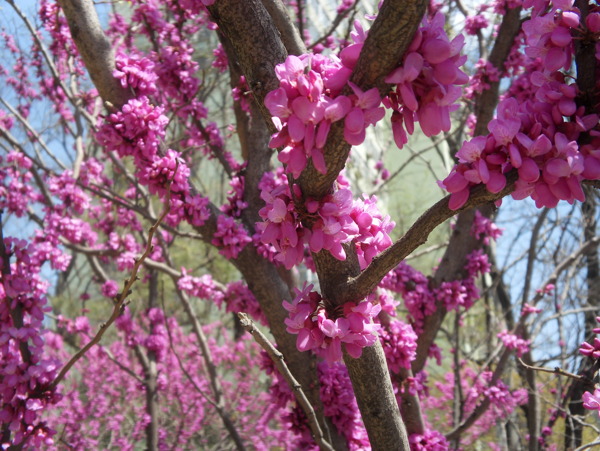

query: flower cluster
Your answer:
[0,237,61,448]
[319,362,369,450]
[101,279,119,298]
[498,330,530,357]
[113,51,158,96]
[408,429,449,451]
[464,14,489,35]
[583,389,600,416]
[258,178,394,269]
[522,0,580,73]
[380,262,436,334]
[379,319,418,373]
[471,210,503,244]
[178,269,225,304]
[211,214,252,259]
[283,284,381,363]
[265,50,383,177]
[97,96,168,162]
[441,3,600,210]
[384,12,468,148]
[464,59,500,102]
[580,316,600,359]
[0,152,41,218]
[224,281,267,326]
[221,175,248,218]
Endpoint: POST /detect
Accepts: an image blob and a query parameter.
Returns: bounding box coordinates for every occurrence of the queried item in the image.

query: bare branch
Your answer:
[237,313,334,451]
[49,168,175,390]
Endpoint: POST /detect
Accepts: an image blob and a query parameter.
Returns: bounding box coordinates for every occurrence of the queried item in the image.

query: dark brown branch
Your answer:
[472,5,522,135]
[344,342,410,451]
[207,0,288,127]
[345,172,518,303]
[260,0,307,56]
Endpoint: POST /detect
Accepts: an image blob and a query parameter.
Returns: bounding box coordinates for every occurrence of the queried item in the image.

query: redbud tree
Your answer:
[0,0,599,449]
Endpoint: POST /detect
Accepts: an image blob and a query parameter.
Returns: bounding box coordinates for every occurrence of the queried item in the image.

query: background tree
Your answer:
[0,0,599,450]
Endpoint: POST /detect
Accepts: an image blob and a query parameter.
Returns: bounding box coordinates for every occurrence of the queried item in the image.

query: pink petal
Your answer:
[486,171,506,193]
[345,107,364,134]
[518,157,540,183]
[288,115,305,142]
[448,188,470,210]
[311,148,327,174]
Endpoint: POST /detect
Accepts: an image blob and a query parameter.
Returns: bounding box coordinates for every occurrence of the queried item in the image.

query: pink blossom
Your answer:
[101,280,120,298]
[583,389,600,415]
[211,215,252,260]
[498,330,530,357]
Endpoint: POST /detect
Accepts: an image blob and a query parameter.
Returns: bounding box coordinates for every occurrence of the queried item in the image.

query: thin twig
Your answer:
[173,291,247,451]
[517,358,595,386]
[237,313,334,451]
[575,438,600,451]
[48,168,176,390]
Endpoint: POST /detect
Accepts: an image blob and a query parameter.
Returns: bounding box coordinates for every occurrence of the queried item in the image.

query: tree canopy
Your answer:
[0,0,599,450]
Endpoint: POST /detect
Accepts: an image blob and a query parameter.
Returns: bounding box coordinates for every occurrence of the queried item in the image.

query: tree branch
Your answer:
[56,0,132,109]
[345,172,517,303]
[49,171,174,390]
[237,313,334,451]
[297,0,428,200]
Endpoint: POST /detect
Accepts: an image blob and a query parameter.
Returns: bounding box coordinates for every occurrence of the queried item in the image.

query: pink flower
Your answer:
[583,389,600,415]
[101,280,119,298]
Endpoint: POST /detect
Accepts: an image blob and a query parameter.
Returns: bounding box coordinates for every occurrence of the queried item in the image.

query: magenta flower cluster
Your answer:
[497,330,530,357]
[178,269,265,325]
[318,362,369,450]
[379,319,418,373]
[408,429,449,451]
[114,52,158,96]
[384,12,468,148]
[471,210,503,244]
[258,177,394,269]
[211,215,252,260]
[583,389,600,417]
[0,238,61,448]
[265,49,384,178]
[283,284,381,363]
[580,316,600,360]
[441,3,600,210]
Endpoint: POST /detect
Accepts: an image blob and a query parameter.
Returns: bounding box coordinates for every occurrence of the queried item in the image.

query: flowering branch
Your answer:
[345,172,518,303]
